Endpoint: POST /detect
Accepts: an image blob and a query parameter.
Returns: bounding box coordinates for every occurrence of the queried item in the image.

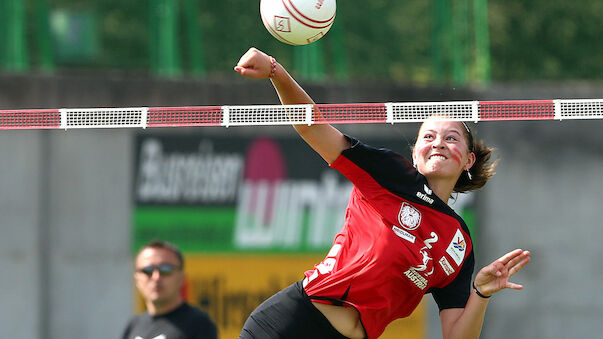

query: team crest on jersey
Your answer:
[446,229,467,266]
[398,202,422,230]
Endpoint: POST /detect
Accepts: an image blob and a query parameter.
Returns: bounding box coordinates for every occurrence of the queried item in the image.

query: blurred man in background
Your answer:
[122,240,217,339]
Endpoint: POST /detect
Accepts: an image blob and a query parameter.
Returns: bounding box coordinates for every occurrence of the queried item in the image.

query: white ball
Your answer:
[260,0,336,46]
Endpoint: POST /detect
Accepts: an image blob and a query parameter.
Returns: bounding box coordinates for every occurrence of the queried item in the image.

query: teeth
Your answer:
[430,155,446,160]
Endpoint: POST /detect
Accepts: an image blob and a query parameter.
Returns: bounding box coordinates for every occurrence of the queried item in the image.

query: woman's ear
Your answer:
[464,152,476,171]
[411,149,418,168]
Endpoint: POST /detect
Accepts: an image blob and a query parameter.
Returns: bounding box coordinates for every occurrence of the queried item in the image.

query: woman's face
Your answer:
[412,120,475,181]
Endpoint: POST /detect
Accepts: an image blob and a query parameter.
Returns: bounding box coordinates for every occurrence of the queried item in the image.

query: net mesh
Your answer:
[560,99,603,120]
[479,100,554,120]
[63,108,146,128]
[392,101,475,122]
[227,105,309,126]
[0,99,601,130]
[0,109,60,129]
[148,106,223,127]
[314,103,388,124]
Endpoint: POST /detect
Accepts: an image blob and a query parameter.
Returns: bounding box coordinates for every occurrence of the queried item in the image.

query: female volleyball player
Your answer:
[234,47,531,339]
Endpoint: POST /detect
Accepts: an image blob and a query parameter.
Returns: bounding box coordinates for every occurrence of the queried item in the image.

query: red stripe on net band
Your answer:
[147,106,223,127]
[0,109,61,129]
[314,103,388,123]
[479,100,555,121]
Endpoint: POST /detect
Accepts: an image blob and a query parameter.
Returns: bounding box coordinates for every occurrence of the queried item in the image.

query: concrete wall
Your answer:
[474,82,603,338]
[0,129,132,339]
[1,74,602,338]
[44,129,133,338]
[479,119,603,339]
[0,130,44,339]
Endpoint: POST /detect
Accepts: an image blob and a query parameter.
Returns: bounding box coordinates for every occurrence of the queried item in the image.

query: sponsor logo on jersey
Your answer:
[446,229,467,266]
[392,225,416,243]
[416,191,434,204]
[404,267,428,290]
[438,256,455,276]
[398,202,422,230]
[416,184,435,204]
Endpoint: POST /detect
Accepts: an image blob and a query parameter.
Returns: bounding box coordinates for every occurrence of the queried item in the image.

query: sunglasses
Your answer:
[137,263,180,277]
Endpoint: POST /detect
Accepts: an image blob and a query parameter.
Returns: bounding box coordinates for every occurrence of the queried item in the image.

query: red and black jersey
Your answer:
[302,137,474,339]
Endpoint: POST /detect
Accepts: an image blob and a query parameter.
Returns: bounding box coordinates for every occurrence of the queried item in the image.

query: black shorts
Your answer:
[239,280,351,339]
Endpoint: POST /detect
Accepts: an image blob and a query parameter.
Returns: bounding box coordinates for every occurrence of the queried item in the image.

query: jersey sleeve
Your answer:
[430,250,475,311]
[330,136,421,196]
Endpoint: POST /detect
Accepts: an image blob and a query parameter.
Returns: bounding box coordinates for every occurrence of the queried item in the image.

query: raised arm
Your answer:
[440,249,531,339]
[234,47,349,164]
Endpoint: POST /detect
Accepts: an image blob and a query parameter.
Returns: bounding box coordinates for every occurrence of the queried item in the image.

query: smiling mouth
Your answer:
[429,155,447,160]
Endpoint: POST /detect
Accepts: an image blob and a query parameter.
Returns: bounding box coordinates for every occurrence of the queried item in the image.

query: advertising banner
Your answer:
[134,133,353,253]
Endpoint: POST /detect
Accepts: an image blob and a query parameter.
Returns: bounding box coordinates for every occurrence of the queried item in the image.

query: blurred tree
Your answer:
[0,0,29,72]
[18,0,603,82]
[41,0,149,70]
[489,0,603,80]
[150,0,181,76]
[473,0,491,83]
[34,0,55,71]
[182,0,205,76]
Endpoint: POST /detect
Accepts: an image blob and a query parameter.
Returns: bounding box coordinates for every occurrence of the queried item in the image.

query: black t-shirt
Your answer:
[121,302,217,339]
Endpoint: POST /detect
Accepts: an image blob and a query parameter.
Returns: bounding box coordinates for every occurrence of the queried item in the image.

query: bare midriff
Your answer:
[311,301,367,339]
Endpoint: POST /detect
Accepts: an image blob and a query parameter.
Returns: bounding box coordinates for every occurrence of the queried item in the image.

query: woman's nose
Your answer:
[432,137,445,148]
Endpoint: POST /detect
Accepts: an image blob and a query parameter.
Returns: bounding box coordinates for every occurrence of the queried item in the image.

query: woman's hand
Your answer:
[473,249,531,297]
[234,47,273,79]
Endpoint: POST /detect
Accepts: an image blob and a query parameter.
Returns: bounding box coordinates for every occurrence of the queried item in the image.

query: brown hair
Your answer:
[137,239,184,268]
[453,124,497,193]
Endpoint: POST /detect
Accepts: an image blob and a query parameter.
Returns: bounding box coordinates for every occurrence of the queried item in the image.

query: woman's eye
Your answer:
[446,136,457,141]
[424,134,434,139]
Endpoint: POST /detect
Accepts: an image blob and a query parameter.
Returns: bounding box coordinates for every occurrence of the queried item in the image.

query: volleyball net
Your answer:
[1,98,602,130]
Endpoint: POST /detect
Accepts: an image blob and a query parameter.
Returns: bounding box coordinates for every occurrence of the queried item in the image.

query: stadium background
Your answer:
[0,0,602,338]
